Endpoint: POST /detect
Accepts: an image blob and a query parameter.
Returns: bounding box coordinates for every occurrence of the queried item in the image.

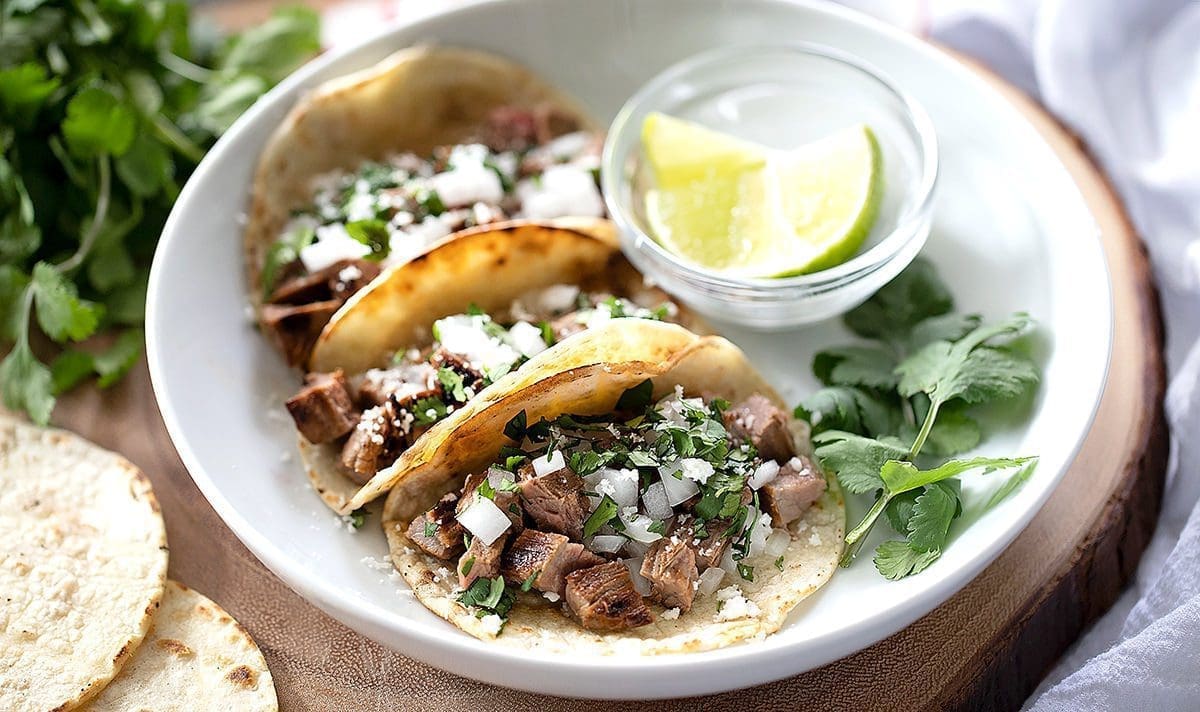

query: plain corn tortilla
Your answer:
[0,417,168,711]
[243,45,596,304]
[79,581,277,711]
[380,320,845,653]
[300,222,706,513]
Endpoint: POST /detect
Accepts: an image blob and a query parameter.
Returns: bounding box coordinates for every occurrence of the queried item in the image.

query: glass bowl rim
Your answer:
[600,40,940,295]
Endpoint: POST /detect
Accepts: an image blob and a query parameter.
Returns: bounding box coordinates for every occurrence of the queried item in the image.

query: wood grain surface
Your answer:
[45,29,1166,712]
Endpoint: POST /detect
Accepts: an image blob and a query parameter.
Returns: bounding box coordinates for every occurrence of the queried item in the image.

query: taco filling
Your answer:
[406,382,826,633]
[260,106,605,366]
[286,287,675,485]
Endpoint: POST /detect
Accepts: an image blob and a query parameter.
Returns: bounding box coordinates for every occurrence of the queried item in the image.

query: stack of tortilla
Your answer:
[0,417,276,711]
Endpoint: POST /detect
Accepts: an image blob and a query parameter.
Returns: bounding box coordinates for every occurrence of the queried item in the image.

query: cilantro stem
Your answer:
[839,491,892,567]
[159,52,214,83]
[58,154,111,274]
[907,398,941,461]
[151,114,205,163]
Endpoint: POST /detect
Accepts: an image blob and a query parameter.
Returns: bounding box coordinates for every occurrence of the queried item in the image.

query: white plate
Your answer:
[147,0,1110,699]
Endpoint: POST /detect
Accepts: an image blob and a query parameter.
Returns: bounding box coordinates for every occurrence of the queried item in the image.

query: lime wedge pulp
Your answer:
[640,112,883,277]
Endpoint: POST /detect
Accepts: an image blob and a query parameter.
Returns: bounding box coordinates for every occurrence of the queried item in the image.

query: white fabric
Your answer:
[900,0,1200,707]
[317,0,1200,705]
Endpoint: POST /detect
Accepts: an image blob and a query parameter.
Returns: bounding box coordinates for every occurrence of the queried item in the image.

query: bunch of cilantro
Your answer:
[795,259,1040,579]
[0,0,319,424]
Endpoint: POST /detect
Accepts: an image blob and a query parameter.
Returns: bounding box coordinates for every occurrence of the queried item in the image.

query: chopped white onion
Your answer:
[455,497,511,546]
[531,450,565,477]
[620,509,663,544]
[515,165,604,220]
[679,458,715,484]
[534,284,580,313]
[621,557,652,596]
[658,464,699,506]
[748,511,774,557]
[696,566,726,596]
[507,321,548,358]
[748,460,781,490]
[594,468,639,509]
[589,535,626,554]
[719,547,740,578]
[622,538,650,558]
[299,223,371,272]
[432,315,520,374]
[641,482,674,520]
[486,467,516,490]
[764,528,791,559]
[429,163,503,208]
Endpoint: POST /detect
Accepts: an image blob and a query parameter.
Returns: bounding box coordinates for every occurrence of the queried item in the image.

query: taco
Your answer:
[379,320,843,653]
[245,45,605,366]
[286,222,704,513]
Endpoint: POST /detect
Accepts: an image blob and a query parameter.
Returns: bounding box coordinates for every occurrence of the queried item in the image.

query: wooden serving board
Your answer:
[48,20,1167,712]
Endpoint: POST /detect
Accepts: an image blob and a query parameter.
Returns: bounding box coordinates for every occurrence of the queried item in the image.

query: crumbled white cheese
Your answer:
[300,223,372,272]
[808,531,823,546]
[542,591,560,603]
[660,607,681,621]
[337,264,363,283]
[507,320,548,358]
[516,165,605,220]
[479,614,504,635]
[344,191,378,222]
[430,163,504,208]
[714,585,761,621]
[679,458,715,485]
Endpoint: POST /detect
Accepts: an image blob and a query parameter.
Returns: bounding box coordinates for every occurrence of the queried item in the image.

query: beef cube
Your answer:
[339,398,409,485]
[458,530,511,589]
[760,456,826,526]
[533,105,582,144]
[641,537,698,611]
[429,348,486,395]
[261,300,341,368]
[285,370,358,443]
[480,106,540,152]
[674,516,731,571]
[723,395,796,463]
[354,364,438,408]
[564,562,653,631]
[267,259,381,306]
[407,494,466,560]
[518,466,589,539]
[501,529,605,595]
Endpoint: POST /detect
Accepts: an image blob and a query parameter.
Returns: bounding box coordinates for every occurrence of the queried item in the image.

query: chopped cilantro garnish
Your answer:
[647,520,667,535]
[437,367,468,402]
[412,396,449,426]
[415,187,445,216]
[737,562,755,582]
[347,507,368,530]
[423,520,436,538]
[520,570,540,592]
[775,555,785,572]
[477,478,496,500]
[583,495,619,539]
[460,557,475,576]
[344,218,391,261]
[538,320,557,346]
[456,576,514,618]
[503,410,528,441]
[615,379,654,412]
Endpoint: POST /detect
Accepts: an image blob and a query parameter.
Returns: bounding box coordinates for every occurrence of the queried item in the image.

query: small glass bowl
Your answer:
[601,43,938,330]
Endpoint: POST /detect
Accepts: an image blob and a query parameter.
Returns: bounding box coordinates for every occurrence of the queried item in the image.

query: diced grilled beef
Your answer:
[407,494,466,560]
[260,300,341,368]
[723,395,796,463]
[760,456,826,526]
[285,370,358,443]
[501,529,605,595]
[459,468,524,527]
[458,530,511,589]
[674,516,731,571]
[339,397,409,485]
[480,105,582,153]
[267,259,381,306]
[430,348,486,394]
[564,562,653,631]
[354,365,438,408]
[640,537,698,611]
[518,466,589,539]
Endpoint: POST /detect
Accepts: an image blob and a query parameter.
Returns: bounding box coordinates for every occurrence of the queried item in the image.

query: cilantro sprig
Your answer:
[797,259,1041,579]
[0,2,319,423]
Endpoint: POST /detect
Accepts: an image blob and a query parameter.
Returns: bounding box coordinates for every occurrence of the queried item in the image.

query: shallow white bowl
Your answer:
[148,0,1111,699]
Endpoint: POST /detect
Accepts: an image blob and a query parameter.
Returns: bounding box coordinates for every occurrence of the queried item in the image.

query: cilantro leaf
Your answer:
[0,342,54,424]
[843,258,953,345]
[797,386,898,437]
[31,263,103,342]
[906,312,982,352]
[61,85,136,158]
[615,379,653,412]
[898,405,982,457]
[583,495,619,539]
[503,410,527,441]
[879,456,1035,495]
[344,219,391,261]
[985,459,1039,509]
[812,431,908,495]
[874,540,941,580]
[896,314,1038,407]
[906,481,960,552]
[813,345,898,390]
[437,367,467,402]
[412,397,449,426]
[0,63,60,127]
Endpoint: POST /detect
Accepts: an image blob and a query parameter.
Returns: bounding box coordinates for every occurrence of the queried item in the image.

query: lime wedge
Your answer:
[641,113,883,277]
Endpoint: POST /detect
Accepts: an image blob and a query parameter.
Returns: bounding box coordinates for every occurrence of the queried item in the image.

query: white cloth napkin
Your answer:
[317,0,1200,705]
[897,0,1200,708]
